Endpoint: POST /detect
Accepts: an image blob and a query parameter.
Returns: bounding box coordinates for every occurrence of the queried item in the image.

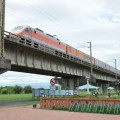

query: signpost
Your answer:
[50,78,56,86]
[50,78,56,97]
[50,85,56,90]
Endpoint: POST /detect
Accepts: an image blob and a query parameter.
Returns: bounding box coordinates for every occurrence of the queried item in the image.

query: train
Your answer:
[10,25,120,75]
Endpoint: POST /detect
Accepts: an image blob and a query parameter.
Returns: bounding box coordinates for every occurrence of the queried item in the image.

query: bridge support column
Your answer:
[118,84,120,95]
[114,84,120,95]
[56,76,87,90]
[69,78,74,90]
[97,81,109,95]
[0,57,11,73]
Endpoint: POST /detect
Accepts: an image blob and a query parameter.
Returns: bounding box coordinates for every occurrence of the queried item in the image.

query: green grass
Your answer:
[0,94,40,107]
[0,93,33,100]
[20,99,40,105]
[79,90,120,99]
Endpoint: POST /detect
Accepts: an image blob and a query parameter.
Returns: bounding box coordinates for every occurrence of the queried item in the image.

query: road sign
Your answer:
[50,85,56,90]
[50,78,56,86]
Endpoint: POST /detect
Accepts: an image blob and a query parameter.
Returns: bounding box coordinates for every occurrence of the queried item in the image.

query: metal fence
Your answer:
[32,89,75,97]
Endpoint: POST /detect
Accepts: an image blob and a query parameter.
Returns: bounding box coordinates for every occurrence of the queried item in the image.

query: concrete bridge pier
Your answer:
[114,84,120,95]
[0,57,11,74]
[118,84,120,95]
[56,76,87,90]
[97,81,109,95]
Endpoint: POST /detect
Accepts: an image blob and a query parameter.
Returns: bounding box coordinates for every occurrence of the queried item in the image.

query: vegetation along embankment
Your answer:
[0,85,39,107]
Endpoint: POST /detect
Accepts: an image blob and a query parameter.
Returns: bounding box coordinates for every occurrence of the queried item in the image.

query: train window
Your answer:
[25,28,31,32]
[11,26,24,33]
[13,26,23,30]
[35,28,44,32]
[46,34,53,38]
[25,28,29,32]
[57,38,60,41]
[34,30,36,33]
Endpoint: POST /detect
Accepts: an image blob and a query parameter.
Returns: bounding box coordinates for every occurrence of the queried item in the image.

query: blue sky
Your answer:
[0,0,120,87]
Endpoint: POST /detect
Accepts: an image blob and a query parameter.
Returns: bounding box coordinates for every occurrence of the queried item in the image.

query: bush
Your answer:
[6,86,14,94]
[24,85,32,93]
[1,88,8,94]
[13,85,23,94]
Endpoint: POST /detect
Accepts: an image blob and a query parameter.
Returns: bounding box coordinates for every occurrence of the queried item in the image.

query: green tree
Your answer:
[1,88,8,94]
[6,86,14,94]
[24,85,32,93]
[13,85,23,94]
[0,87,2,94]
[39,87,44,90]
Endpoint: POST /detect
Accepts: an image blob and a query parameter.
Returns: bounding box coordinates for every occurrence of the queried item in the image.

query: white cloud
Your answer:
[1,0,120,86]
[0,71,52,86]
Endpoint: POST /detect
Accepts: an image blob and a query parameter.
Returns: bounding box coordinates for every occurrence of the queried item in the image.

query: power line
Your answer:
[28,0,71,31]
[7,0,80,34]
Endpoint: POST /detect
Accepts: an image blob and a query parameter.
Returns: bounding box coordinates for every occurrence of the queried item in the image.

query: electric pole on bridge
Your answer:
[0,0,5,57]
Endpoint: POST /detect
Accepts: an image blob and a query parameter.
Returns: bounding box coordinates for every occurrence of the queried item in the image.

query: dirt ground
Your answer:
[0,105,120,120]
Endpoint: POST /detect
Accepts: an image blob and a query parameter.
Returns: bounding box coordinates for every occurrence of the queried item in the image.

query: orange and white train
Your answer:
[10,25,120,75]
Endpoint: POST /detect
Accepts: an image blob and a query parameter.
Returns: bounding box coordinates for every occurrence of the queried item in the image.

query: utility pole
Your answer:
[89,42,93,76]
[86,42,93,97]
[0,0,5,57]
[0,0,11,73]
[87,42,93,77]
[114,59,117,82]
[114,59,120,94]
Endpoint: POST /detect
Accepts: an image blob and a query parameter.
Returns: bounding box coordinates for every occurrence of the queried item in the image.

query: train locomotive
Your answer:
[10,25,120,75]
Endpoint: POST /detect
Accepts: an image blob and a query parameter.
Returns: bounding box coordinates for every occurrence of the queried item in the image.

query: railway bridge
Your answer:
[0,0,120,94]
[0,32,119,93]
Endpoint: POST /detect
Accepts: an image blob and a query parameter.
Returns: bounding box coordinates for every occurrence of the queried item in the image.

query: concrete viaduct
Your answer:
[0,0,120,94]
[0,34,119,93]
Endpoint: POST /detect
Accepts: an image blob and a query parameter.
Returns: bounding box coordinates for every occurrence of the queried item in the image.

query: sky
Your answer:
[0,0,120,87]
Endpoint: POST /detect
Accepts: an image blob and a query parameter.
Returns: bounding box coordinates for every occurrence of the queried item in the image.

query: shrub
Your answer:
[24,85,32,93]
[13,85,23,94]
[1,88,8,94]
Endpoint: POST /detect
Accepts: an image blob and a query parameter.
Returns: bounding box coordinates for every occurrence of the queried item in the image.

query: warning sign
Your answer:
[50,78,56,86]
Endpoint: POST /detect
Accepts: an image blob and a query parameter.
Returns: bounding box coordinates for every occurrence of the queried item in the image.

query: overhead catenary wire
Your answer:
[27,0,73,31]
[5,0,84,47]
[6,0,82,35]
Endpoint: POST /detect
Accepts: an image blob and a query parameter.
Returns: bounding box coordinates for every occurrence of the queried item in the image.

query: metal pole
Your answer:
[86,42,92,96]
[87,42,93,77]
[114,59,119,93]
[0,0,5,57]
[114,59,117,81]
[90,42,93,76]
[86,78,90,94]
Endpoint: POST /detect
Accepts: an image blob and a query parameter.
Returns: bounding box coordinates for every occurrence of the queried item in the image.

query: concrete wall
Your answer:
[40,98,120,109]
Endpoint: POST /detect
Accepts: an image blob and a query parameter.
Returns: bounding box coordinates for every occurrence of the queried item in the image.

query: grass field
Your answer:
[0,94,33,100]
[0,94,40,107]
[0,90,119,101]
[0,92,120,107]
[79,90,120,99]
